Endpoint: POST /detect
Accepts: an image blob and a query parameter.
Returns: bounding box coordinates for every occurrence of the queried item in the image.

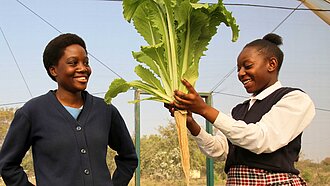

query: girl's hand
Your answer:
[173,79,208,116]
[164,103,201,136]
[164,103,175,117]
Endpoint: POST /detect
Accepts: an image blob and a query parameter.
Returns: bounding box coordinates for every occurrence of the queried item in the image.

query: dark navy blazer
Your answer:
[0,91,138,186]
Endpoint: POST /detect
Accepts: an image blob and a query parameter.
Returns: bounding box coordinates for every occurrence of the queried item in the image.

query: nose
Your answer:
[237,67,246,78]
[77,62,88,72]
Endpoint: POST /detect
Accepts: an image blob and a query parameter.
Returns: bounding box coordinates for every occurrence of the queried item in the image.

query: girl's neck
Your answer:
[55,89,84,108]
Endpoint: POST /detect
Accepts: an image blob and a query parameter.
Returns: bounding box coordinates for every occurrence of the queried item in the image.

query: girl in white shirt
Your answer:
[167,33,315,185]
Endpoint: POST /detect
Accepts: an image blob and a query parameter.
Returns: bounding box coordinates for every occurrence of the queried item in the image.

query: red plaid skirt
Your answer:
[226,165,307,186]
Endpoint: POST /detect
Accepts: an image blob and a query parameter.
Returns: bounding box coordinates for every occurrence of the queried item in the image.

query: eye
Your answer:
[67,59,78,66]
[236,66,241,72]
[244,63,253,69]
[84,58,89,67]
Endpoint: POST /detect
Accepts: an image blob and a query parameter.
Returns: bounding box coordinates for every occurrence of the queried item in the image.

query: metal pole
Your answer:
[133,91,214,186]
[134,89,141,186]
[202,93,214,186]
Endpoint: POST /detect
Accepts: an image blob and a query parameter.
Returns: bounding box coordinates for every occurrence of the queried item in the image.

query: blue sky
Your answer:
[0,0,329,162]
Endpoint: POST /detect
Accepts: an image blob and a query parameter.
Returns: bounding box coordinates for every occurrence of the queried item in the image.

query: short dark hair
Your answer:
[43,33,87,81]
[245,33,284,73]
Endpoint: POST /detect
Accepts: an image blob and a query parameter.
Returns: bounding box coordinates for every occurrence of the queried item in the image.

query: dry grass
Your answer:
[0,176,226,186]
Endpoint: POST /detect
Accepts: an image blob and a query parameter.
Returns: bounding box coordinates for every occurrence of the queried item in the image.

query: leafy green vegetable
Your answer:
[105,0,239,104]
[104,1,239,184]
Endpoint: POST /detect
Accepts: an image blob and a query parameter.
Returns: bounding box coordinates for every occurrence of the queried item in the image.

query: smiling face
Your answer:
[49,44,92,94]
[237,46,278,95]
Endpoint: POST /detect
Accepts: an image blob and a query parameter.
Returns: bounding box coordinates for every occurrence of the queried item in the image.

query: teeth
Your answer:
[243,79,250,85]
[76,77,87,82]
[78,77,86,80]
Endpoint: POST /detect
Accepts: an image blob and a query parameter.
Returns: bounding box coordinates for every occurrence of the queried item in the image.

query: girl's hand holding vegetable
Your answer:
[173,79,220,124]
[173,79,206,114]
[164,102,201,136]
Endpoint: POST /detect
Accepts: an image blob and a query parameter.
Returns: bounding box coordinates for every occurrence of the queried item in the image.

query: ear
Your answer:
[267,57,278,72]
[49,66,57,78]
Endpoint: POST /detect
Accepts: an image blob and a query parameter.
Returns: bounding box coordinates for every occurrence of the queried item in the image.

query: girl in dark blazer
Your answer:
[0,33,138,186]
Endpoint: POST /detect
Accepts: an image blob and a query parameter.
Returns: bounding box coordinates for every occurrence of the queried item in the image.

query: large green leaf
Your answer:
[123,0,147,22]
[176,2,207,79]
[105,0,240,104]
[140,44,172,95]
[134,64,165,93]
[104,78,130,104]
[129,80,172,102]
[132,1,162,45]
[132,51,160,76]
[180,61,199,92]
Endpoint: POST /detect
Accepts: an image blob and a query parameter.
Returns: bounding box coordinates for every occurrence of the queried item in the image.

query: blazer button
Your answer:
[81,148,87,154]
[84,169,90,175]
[76,126,82,131]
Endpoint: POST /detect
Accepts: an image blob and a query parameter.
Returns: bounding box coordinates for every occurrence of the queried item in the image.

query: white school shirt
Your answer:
[193,81,315,161]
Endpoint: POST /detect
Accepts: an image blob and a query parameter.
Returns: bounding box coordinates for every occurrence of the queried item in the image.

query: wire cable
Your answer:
[16,0,62,33]
[225,3,330,11]
[98,0,330,11]
[210,66,236,93]
[0,26,33,98]
[15,0,124,79]
[0,101,27,107]
[208,1,303,93]
[88,53,124,79]
[271,2,303,33]
[212,92,330,112]
[212,91,249,99]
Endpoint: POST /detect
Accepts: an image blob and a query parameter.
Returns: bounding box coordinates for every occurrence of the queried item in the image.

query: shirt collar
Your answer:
[250,81,282,101]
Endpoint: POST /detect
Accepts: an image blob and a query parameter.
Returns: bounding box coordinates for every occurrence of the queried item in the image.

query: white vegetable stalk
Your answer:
[174,110,189,185]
